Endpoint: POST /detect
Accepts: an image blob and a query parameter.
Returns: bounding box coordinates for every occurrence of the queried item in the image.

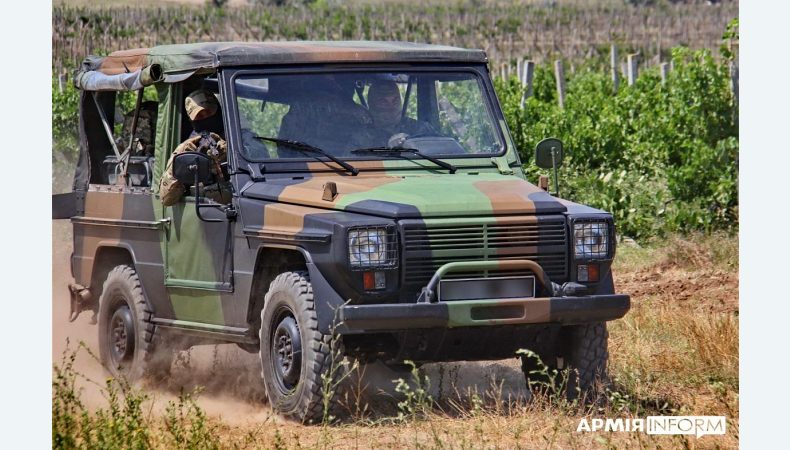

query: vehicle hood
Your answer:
[241,173,567,219]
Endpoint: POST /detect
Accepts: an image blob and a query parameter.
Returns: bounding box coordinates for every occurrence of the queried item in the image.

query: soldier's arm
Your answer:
[158,137,199,206]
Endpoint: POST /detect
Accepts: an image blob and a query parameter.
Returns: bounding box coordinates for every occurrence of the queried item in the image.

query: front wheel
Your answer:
[259,271,341,423]
[520,322,609,402]
[561,322,610,402]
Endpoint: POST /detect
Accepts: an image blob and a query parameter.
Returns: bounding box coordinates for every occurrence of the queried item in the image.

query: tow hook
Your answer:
[68,283,97,324]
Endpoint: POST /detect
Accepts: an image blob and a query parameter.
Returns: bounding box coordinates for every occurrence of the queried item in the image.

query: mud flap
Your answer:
[68,283,97,324]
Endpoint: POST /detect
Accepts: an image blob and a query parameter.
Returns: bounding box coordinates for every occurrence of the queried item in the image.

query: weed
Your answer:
[517,349,579,412]
[53,342,153,450]
[393,360,433,422]
[163,389,219,450]
[272,428,287,450]
[52,343,224,450]
[319,302,359,426]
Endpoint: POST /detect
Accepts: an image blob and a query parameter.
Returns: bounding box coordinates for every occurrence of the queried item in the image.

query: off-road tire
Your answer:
[97,265,172,382]
[259,271,342,424]
[519,326,560,390]
[563,322,609,402]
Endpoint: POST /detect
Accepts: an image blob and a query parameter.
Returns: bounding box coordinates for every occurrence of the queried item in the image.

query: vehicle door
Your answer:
[155,81,237,328]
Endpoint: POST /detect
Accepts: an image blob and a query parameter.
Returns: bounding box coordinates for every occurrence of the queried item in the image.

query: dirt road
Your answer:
[52,221,533,426]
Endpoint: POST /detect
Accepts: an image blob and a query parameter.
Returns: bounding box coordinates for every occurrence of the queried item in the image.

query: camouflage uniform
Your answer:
[159,132,231,206]
[159,90,232,206]
[116,101,158,156]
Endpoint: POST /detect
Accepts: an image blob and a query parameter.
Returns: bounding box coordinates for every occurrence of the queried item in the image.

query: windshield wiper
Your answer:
[350,147,457,174]
[253,136,359,176]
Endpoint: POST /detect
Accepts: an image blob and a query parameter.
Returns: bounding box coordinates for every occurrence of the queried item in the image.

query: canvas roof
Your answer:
[85,41,488,76]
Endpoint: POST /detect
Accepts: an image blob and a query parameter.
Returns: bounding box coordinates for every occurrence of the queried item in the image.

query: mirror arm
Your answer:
[191,166,223,223]
[551,147,560,197]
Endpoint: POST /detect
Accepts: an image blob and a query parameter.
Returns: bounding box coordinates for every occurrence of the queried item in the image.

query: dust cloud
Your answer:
[52,220,529,424]
[52,220,277,423]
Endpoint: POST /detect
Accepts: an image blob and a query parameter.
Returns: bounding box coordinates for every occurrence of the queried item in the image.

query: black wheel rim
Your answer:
[109,304,135,371]
[270,308,302,394]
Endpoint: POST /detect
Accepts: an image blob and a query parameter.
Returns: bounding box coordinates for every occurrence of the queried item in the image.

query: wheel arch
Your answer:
[246,244,312,331]
[91,243,144,307]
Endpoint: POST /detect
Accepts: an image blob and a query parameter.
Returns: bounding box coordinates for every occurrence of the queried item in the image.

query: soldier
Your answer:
[365,80,436,147]
[116,100,158,156]
[159,89,232,207]
[278,75,372,156]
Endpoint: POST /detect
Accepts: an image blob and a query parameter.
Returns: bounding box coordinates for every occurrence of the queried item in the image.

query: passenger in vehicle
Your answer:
[159,89,232,206]
[116,100,158,156]
[278,75,372,156]
[365,80,435,147]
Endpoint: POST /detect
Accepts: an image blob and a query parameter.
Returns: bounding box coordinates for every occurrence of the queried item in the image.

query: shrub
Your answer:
[500,48,738,238]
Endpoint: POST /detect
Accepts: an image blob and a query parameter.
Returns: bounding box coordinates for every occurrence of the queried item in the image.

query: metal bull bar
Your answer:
[417,259,552,303]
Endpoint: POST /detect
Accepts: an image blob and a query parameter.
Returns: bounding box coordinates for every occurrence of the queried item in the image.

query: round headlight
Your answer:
[349,229,388,267]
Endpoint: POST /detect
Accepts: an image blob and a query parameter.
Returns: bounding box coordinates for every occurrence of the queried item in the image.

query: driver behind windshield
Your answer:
[365,80,436,147]
[277,75,372,157]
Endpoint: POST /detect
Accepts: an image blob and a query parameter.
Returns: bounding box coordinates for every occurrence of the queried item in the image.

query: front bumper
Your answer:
[340,294,630,332]
[339,259,629,333]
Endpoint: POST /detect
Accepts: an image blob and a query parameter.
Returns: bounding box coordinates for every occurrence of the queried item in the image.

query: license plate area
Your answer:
[438,276,536,302]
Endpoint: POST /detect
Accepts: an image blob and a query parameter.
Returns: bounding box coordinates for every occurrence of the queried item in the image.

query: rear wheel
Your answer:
[259,271,342,424]
[98,265,171,382]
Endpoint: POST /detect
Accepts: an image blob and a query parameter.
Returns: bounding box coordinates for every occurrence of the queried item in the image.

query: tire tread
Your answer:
[260,271,341,424]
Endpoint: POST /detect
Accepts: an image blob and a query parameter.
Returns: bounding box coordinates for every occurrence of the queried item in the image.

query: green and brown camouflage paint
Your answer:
[84,42,487,77]
[62,41,628,355]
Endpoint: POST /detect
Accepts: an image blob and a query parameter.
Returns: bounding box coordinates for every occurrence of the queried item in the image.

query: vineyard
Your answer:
[498,45,738,237]
[52,1,736,74]
[52,1,738,238]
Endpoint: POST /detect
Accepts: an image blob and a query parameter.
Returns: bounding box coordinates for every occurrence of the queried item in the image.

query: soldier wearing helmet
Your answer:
[159,89,232,207]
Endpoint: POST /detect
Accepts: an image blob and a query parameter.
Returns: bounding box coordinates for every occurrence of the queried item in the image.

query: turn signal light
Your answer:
[577,264,600,283]
[363,271,375,290]
[362,271,386,290]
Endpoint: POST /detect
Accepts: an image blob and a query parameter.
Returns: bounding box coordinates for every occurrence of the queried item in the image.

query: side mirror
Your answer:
[170,151,222,223]
[172,151,215,186]
[534,138,563,169]
[534,138,564,197]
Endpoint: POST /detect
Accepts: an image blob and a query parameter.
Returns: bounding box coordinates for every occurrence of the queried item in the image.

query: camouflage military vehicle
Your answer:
[53,42,630,422]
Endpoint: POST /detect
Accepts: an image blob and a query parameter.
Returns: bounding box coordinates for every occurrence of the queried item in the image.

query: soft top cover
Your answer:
[84,41,488,77]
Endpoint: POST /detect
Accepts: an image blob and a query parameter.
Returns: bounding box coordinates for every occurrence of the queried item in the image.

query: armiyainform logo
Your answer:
[577,416,726,438]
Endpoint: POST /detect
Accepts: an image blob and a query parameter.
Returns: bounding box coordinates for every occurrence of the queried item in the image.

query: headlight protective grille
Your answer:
[348,226,399,270]
[572,218,614,260]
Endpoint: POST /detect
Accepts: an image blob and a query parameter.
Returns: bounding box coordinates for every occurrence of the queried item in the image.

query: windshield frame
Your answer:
[225,64,509,168]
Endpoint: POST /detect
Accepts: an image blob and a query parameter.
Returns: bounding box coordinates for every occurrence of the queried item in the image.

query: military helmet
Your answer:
[185,89,220,121]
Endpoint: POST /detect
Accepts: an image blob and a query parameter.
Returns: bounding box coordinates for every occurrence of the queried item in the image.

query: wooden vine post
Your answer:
[610,44,619,93]
[520,60,534,110]
[627,54,638,86]
[554,60,566,109]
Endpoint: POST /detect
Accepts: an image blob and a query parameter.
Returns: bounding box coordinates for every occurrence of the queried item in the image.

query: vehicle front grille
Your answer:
[400,216,568,286]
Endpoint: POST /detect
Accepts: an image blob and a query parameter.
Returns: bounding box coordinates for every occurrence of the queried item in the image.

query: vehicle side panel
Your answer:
[71,187,173,318]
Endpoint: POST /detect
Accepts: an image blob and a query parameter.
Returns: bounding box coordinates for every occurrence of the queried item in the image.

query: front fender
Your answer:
[306,261,349,335]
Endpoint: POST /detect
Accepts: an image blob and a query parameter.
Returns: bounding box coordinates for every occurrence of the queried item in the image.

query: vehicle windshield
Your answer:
[233,70,504,161]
